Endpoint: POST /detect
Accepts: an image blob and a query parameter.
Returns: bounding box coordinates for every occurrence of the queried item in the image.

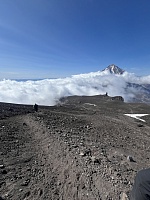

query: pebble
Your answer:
[91,156,101,164]
[2,170,7,174]
[137,124,144,127]
[21,179,30,186]
[79,152,85,156]
[0,165,5,169]
[39,189,43,196]
[57,180,61,186]
[127,155,135,162]
[23,122,27,126]
[121,192,129,200]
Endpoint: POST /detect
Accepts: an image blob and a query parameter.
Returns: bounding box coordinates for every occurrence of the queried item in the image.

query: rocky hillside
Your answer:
[0,96,150,200]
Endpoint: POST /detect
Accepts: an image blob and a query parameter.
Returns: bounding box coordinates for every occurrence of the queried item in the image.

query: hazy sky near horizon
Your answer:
[0,0,150,79]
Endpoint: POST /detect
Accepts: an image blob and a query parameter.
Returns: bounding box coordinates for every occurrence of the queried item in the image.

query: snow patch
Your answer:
[124,114,149,122]
[84,103,97,106]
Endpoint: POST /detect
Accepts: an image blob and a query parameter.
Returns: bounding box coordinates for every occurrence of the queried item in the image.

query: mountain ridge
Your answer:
[102,64,125,75]
[102,64,150,103]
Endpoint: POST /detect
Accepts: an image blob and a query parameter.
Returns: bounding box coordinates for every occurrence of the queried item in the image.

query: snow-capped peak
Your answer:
[103,64,125,75]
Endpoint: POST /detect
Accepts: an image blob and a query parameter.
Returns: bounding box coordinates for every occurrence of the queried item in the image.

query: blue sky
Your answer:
[0,0,150,79]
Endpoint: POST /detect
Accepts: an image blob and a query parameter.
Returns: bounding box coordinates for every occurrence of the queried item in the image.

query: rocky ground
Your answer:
[0,95,150,200]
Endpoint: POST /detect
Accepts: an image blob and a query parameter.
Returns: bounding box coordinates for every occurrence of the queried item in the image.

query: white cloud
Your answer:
[0,71,150,105]
[122,72,150,84]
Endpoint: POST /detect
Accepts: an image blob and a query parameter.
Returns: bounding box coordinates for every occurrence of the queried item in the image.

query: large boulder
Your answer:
[111,96,124,102]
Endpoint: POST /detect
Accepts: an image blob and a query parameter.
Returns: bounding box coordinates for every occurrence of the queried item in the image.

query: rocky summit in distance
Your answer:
[102,64,150,104]
[102,64,125,75]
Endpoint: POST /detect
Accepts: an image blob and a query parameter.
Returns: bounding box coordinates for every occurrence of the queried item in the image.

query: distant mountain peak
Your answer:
[103,64,125,75]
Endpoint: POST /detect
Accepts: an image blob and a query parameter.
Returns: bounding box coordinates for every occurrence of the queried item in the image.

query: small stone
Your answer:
[23,122,27,126]
[48,143,51,148]
[39,189,43,196]
[91,156,101,164]
[57,180,61,186]
[121,192,129,200]
[79,152,85,156]
[2,170,7,174]
[0,165,5,169]
[21,179,30,186]
[137,124,144,127]
[3,193,9,198]
[127,155,135,162]
[84,149,91,156]
[72,144,78,148]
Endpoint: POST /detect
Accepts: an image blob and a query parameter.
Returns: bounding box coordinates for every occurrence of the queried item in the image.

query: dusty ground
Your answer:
[0,95,150,200]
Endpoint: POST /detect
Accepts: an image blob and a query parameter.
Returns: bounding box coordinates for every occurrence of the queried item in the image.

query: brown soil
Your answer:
[0,95,150,200]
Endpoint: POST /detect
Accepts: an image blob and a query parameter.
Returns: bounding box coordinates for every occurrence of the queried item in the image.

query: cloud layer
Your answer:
[0,71,150,105]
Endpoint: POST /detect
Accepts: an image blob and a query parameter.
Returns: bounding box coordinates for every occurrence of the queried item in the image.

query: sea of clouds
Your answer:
[0,70,150,105]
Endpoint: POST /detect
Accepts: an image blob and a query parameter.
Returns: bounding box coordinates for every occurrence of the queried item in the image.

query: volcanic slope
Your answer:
[0,95,150,200]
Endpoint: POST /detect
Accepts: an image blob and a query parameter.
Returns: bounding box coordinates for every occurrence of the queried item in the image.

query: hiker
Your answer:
[34,103,38,112]
[106,92,108,96]
[130,168,150,200]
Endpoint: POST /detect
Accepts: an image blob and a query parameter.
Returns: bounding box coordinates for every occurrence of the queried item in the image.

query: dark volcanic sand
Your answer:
[0,95,150,200]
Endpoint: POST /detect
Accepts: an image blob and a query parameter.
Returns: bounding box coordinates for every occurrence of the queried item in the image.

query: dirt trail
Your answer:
[0,112,103,200]
[0,111,120,200]
[23,113,107,200]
